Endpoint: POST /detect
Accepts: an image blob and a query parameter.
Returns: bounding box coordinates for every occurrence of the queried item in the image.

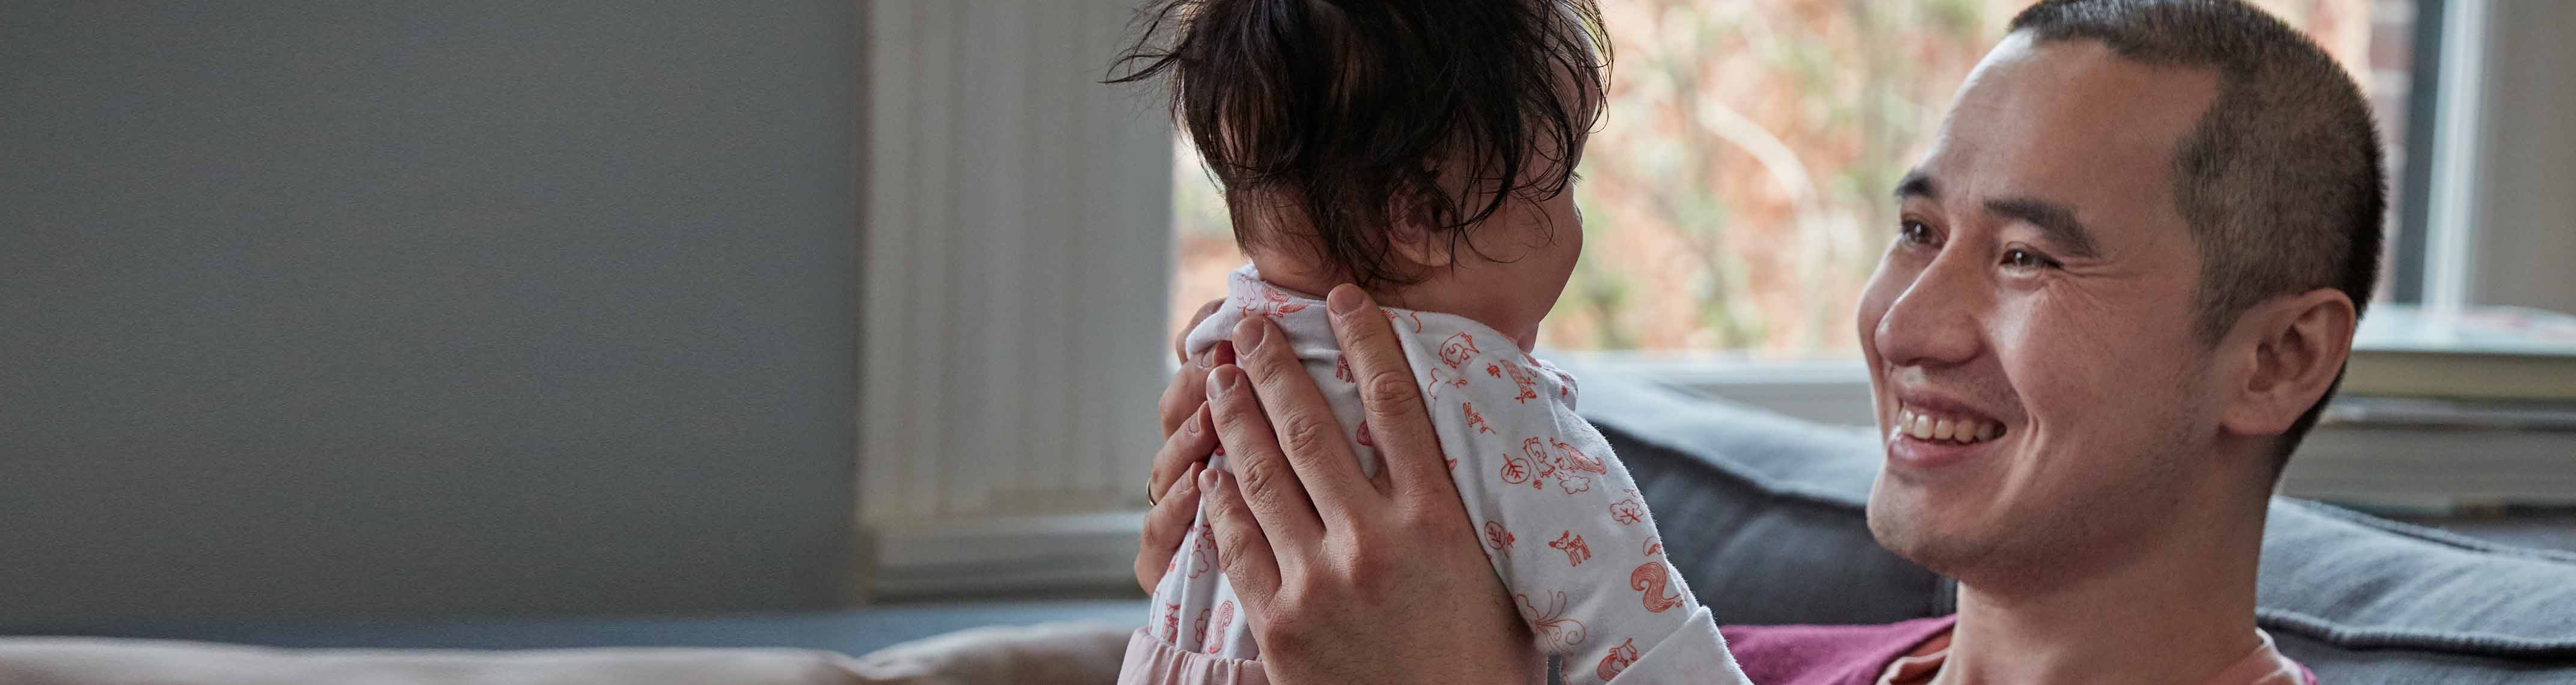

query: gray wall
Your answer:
[0,1,860,622]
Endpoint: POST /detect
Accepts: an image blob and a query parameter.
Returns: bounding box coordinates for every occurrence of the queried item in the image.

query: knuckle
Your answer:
[1361,371,1421,413]
[1343,523,1393,557]
[1339,553,1382,586]
[1276,413,1337,457]
[1234,461,1281,506]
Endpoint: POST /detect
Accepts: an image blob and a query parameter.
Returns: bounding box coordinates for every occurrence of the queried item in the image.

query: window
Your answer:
[1168,0,2416,360]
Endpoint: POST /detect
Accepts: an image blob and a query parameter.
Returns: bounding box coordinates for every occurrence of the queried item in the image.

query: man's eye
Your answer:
[2002,248,2059,270]
[1898,220,1936,246]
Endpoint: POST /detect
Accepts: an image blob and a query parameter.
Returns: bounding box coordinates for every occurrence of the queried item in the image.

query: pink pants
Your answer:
[1118,628,1268,685]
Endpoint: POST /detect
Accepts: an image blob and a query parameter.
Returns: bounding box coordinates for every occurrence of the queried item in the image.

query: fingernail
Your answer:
[1233,318,1268,352]
[1199,466,1220,489]
[1206,366,1239,398]
[1328,285,1364,315]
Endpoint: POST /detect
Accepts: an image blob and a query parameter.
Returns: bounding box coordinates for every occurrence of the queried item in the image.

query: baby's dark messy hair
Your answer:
[1107,0,1610,289]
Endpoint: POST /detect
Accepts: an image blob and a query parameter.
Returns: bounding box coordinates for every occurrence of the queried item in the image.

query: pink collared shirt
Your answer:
[1875,622,2314,685]
[1722,616,2316,685]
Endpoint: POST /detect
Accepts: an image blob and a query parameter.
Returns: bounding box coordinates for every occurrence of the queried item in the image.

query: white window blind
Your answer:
[858,0,1173,597]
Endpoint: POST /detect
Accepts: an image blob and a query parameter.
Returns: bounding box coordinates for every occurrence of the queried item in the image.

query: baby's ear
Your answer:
[1385,180,1453,267]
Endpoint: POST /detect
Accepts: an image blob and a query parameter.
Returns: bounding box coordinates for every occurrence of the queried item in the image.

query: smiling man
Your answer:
[1135,1,2386,683]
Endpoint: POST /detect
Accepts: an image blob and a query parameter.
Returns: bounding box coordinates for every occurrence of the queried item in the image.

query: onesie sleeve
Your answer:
[1421,348,1751,685]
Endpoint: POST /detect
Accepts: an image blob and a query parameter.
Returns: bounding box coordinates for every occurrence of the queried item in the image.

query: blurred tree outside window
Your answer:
[1170,0,2408,359]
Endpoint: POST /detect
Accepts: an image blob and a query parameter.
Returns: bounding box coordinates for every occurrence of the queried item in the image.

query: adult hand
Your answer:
[1197,285,1539,685]
[1136,299,1227,593]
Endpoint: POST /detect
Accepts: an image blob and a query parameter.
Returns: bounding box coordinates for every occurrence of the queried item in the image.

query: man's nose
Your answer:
[1872,252,1987,368]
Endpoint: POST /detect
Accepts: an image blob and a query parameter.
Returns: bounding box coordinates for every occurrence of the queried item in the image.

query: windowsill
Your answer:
[863,511,1149,601]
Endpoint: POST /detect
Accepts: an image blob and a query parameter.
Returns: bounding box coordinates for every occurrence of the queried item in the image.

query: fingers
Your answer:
[1159,341,1234,437]
[1229,317,1376,518]
[1204,363,1326,551]
[1200,467,1283,624]
[1150,404,1214,498]
[1135,462,1204,594]
[1175,299,1226,364]
[1322,285,1459,505]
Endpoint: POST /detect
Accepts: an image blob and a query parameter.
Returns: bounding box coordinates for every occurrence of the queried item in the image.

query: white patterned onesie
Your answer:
[1118,265,1752,685]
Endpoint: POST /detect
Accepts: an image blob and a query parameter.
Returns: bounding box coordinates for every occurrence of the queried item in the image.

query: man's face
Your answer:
[1857,35,2227,585]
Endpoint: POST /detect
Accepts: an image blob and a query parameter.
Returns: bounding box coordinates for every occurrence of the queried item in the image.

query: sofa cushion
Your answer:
[0,621,1138,685]
[1571,367,2576,681]
[0,639,871,685]
[1577,371,1949,626]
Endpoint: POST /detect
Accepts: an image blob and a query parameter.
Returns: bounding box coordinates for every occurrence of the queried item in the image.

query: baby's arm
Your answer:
[1434,357,1750,685]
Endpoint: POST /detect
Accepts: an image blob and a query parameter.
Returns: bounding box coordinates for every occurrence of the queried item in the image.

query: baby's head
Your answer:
[1112,0,1610,347]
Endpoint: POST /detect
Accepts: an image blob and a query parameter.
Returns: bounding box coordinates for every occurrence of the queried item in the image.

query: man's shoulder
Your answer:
[1718,616,1957,685]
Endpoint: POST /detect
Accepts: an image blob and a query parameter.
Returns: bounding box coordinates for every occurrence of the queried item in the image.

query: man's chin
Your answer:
[1865,478,1992,577]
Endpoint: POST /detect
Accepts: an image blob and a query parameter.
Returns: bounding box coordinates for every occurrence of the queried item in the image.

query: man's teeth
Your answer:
[1895,406,2005,445]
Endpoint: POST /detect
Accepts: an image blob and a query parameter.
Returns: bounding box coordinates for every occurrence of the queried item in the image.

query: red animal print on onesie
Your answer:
[1486,362,1502,378]
[1440,333,1478,365]
[1163,602,1182,641]
[1643,537,1663,557]
[1498,362,1541,403]
[1548,531,1591,567]
[1201,601,1234,654]
[1429,332,1481,394]
[1334,353,1354,383]
[1485,520,1516,555]
[1516,437,1607,495]
[1631,561,1684,613]
[1514,591,1589,653]
[1192,608,1211,650]
[1596,638,1640,680]
[1464,403,1494,434]
[1237,282,1309,320]
[1608,489,1646,525]
[1188,521,1216,578]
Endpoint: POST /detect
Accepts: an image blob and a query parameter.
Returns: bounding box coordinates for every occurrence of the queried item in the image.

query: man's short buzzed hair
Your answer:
[2010,0,2388,458]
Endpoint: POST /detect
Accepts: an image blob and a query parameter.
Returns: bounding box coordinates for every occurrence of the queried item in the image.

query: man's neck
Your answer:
[1934,487,2269,685]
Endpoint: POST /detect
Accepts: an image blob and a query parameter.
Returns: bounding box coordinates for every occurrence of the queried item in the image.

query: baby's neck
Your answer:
[1249,255,1536,352]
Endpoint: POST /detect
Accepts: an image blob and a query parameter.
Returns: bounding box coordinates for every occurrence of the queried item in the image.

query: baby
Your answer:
[1111,1,1749,684]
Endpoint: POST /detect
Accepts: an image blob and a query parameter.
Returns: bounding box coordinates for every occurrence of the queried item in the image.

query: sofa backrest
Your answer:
[1573,367,2576,683]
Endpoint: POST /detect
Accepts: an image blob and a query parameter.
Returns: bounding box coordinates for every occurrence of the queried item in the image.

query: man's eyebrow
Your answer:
[1986,196,2101,259]
[1894,169,1936,200]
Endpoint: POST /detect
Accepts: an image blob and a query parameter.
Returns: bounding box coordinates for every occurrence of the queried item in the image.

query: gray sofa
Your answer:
[6,370,2572,684]
[1581,368,2576,684]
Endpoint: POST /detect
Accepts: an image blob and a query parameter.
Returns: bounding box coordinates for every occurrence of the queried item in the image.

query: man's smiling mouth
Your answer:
[1894,405,2006,445]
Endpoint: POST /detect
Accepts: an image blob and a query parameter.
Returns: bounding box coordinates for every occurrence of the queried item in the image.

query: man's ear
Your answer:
[2217,288,2358,440]
[1385,183,1453,268]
